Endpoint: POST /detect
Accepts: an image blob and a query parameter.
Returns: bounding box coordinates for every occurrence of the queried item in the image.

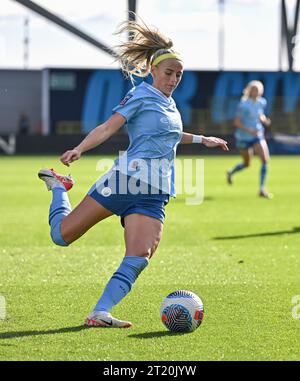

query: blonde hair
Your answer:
[114,15,181,78]
[242,80,264,100]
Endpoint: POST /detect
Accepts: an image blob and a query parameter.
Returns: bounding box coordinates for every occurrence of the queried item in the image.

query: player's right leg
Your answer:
[227,148,252,184]
[240,148,252,168]
[38,168,113,246]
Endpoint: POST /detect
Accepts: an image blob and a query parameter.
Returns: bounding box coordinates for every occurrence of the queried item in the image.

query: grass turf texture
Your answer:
[0,155,300,361]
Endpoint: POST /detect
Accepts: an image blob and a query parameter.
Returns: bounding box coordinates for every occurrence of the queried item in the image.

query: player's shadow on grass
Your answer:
[0,328,188,341]
[128,331,190,339]
[0,326,90,340]
[213,226,300,240]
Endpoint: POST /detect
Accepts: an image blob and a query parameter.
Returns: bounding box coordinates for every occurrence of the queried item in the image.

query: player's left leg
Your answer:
[85,214,163,328]
[254,139,272,198]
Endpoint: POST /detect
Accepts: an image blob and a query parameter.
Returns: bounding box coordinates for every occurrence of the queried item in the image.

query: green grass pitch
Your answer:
[0,155,300,361]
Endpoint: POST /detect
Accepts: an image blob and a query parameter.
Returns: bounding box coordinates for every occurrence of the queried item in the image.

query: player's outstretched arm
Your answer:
[180,132,229,151]
[60,113,126,166]
[260,114,271,126]
[202,136,229,151]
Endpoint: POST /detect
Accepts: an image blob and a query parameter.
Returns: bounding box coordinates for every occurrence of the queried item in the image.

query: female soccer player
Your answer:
[38,18,229,328]
[226,80,272,198]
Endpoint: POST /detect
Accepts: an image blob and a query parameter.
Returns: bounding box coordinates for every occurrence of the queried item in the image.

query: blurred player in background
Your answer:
[38,16,228,328]
[226,80,272,198]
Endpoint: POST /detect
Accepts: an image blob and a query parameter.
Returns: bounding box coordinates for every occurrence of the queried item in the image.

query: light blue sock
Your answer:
[94,256,149,313]
[260,163,268,190]
[49,188,72,246]
[229,162,246,175]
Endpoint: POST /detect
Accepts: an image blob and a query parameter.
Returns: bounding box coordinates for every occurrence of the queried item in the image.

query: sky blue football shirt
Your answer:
[235,97,267,141]
[111,81,183,196]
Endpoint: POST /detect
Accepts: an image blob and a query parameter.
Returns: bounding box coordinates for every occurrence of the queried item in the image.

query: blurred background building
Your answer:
[1,0,300,154]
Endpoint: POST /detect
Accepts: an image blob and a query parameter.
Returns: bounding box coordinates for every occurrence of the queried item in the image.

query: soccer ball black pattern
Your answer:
[160,290,204,333]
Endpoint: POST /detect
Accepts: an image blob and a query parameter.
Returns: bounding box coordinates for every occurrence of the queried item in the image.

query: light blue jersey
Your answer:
[235,97,267,142]
[111,81,183,196]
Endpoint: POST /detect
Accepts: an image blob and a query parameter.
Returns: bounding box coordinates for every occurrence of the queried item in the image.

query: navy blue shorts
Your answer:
[88,171,170,227]
[236,137,263,150]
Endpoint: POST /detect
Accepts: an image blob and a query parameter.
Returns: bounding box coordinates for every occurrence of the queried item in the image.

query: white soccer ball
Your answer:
[160,290,204,332]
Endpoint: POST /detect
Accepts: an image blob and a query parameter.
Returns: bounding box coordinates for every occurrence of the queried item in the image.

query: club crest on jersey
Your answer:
[120,94,133,106]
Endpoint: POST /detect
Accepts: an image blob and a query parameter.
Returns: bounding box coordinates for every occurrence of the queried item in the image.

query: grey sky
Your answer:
[0,0,297,70]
